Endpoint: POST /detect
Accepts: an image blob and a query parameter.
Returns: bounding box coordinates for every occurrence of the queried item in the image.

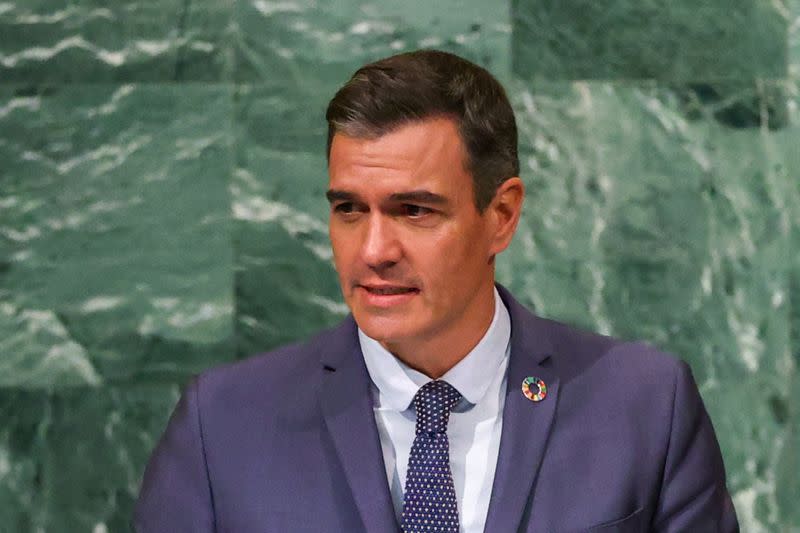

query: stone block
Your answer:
[497,78,800,530]
[0,0,234,83]
[234,0,511,83]
[0,84,235,387]
[512,0,788,81]
[232,85,343,355]
[0,384,183,531]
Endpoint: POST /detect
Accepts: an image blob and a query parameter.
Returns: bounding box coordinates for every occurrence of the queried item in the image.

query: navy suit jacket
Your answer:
[134,285,738,532]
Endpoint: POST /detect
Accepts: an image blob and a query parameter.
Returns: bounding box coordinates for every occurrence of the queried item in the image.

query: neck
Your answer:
[382,281,497,379]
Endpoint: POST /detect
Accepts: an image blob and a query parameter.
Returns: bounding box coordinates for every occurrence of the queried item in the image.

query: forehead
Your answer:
[327,118,470,195]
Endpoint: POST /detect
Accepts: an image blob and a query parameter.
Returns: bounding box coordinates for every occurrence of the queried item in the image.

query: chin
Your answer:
[353,312,420,344]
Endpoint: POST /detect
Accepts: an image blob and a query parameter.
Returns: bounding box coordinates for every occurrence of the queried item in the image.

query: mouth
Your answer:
[356,284,420,307]
[360,285,419,295]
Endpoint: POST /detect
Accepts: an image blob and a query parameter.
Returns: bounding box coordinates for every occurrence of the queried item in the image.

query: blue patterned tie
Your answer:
[401,380,462,533]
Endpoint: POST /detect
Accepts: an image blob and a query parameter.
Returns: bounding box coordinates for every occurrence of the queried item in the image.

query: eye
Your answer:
[333,202,355,214]
[403,204,433,218]
[331,202,365,222]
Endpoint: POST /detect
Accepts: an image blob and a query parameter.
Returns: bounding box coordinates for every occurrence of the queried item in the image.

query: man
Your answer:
[134,50,739,532]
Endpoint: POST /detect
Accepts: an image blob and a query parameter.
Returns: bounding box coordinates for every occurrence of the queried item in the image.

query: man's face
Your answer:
[327,117,498,352]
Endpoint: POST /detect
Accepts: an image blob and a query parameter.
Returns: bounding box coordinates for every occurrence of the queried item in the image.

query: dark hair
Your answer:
[325,50,519,211]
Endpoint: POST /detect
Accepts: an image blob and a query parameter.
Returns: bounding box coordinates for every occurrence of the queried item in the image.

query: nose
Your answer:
[360,214,402,270]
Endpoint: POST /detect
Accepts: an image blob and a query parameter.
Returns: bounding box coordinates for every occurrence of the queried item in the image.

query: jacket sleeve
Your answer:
[133,377,216,532]
[653,361,739,532]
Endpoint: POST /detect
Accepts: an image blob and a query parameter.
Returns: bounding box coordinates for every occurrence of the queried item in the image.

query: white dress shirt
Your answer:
[359,288,511,533]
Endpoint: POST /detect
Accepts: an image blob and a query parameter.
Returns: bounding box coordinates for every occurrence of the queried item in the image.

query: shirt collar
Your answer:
[359,287,511,411]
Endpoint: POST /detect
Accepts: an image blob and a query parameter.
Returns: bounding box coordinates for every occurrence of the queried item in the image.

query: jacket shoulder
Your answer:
[528,314,692,404]
[499,284,687,385]
[193,318,355,409]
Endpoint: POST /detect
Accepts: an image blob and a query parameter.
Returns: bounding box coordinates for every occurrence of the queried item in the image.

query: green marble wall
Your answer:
[1,0,798,531]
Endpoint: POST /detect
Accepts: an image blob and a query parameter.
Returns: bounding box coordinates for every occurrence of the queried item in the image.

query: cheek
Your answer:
[330,240,355,286]
[330,230,353,262]
[416,229,485,282]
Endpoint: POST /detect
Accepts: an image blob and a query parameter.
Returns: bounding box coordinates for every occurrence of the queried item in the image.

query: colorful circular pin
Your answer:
[522,376,547,402]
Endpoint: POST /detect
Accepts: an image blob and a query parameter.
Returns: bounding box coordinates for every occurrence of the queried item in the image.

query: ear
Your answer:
[487,177,524,256]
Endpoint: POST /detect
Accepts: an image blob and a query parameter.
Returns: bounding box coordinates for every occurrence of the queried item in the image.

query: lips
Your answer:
[356,284,420,307]
[362,286,418,295]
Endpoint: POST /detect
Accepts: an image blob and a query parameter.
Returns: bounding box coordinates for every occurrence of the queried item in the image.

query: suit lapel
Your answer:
[318,317,399,533]
[484,286,561,533]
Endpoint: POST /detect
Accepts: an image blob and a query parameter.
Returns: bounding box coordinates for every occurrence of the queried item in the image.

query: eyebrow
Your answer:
[325,189,357,203]
[325,189,449,205]
[388,190,449,205]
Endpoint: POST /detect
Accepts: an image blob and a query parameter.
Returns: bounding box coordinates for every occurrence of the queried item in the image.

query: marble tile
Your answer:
[234,0,511,84]
[512,0,788,81]
[775,0,800,519]
[232,85,344,356]
[0,390,48,531]
[495,78,799,531]
[775,364,800,527]
[0,0,234,83]
[0,384,183,531]
[792,0,800,72]
[0,84,235,388]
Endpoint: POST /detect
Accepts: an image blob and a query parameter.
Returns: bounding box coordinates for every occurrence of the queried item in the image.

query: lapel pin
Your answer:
[522,376,547,402]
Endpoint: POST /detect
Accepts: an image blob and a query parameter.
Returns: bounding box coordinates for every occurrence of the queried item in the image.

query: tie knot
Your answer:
[412,380,462,435]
